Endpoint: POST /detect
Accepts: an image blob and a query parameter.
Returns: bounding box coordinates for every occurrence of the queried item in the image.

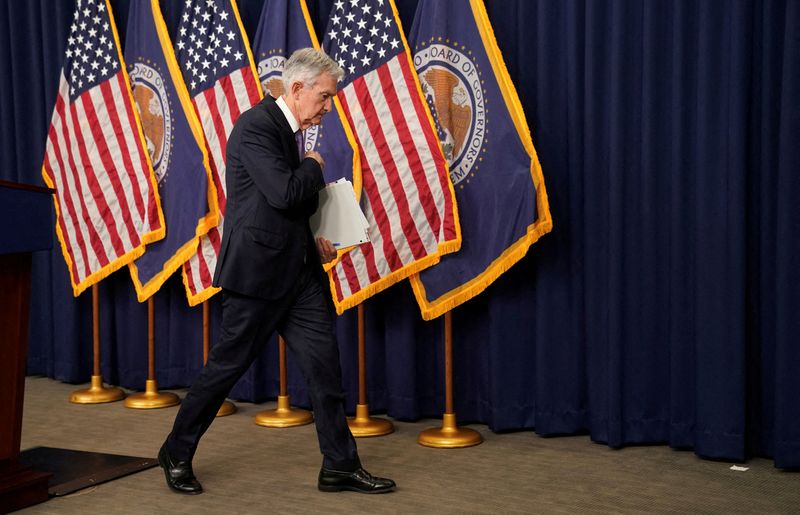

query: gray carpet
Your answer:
[16,377,800,514]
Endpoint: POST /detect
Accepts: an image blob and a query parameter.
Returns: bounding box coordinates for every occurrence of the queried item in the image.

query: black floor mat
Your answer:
[19,447,158,496]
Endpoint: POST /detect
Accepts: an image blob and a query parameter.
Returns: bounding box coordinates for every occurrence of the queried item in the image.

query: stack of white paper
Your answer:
[309,179,370,249]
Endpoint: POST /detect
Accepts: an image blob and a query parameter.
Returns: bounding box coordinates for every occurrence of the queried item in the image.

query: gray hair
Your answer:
[282,48,344,89]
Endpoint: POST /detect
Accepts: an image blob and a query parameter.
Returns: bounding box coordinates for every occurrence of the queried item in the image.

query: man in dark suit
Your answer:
[158,48,395,495]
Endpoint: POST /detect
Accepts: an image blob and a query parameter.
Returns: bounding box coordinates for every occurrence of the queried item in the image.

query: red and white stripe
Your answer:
[331,54,457,304]
[182,66,262,305]
[43,70,162,293]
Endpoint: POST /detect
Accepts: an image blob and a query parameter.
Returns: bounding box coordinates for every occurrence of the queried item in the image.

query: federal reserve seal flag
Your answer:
[408,0,553,320]
[125,0,219,302]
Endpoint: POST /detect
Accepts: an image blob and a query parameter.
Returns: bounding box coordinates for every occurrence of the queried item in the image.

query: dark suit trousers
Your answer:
[166,262,360,471]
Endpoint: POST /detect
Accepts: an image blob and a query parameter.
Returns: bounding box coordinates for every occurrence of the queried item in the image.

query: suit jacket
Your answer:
[213,95,325,300]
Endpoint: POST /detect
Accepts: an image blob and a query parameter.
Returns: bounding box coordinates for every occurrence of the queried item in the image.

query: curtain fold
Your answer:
[2,0,798,468]
[773,0,800,469]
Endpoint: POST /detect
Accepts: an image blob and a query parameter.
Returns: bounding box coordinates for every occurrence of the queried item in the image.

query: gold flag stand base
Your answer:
[254,395,313,427]
[348,404,394,437]
[418,413,483,448]
[217,400,236,417]
[70,375,125,404]
[347,306,393,438]
[124,379,180,409]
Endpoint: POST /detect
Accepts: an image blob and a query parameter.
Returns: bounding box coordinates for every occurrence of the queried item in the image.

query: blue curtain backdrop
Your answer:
[1,0,798,468]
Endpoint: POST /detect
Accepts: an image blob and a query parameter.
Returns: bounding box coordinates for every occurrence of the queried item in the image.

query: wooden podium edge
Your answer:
[0,462,51,513]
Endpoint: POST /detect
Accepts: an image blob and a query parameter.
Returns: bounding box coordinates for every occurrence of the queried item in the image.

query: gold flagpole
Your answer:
[204,300,236,416]
[347,303,393,436]
[254,336,313,427]
[70,284,125,403]
[418,310,482,448]
[124,296,179,408]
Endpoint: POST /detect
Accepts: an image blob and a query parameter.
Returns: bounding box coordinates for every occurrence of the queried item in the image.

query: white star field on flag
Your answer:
[174,0,248,96]
[324,0,403,85]
[64,0,119,98]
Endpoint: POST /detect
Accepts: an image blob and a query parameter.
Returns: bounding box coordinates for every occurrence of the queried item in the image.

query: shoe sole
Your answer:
[318,484,395,494]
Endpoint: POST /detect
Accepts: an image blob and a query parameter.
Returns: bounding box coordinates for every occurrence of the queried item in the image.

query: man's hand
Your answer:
[304,150,325,169]
[316,237,337,264]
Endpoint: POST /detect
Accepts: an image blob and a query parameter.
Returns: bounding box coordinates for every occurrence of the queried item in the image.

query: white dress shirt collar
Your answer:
[276,95,300,133]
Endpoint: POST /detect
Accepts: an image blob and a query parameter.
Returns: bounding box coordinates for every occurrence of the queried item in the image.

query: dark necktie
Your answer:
[295,130,304,160]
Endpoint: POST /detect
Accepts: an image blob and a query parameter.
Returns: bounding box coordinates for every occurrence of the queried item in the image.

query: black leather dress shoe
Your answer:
[158,443,203,495]
[318,467,396,493]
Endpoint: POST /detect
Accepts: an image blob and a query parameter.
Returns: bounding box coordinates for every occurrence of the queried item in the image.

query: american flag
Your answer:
[175,0,262,306]
[41,0,164,297]
[322,0,461,313]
